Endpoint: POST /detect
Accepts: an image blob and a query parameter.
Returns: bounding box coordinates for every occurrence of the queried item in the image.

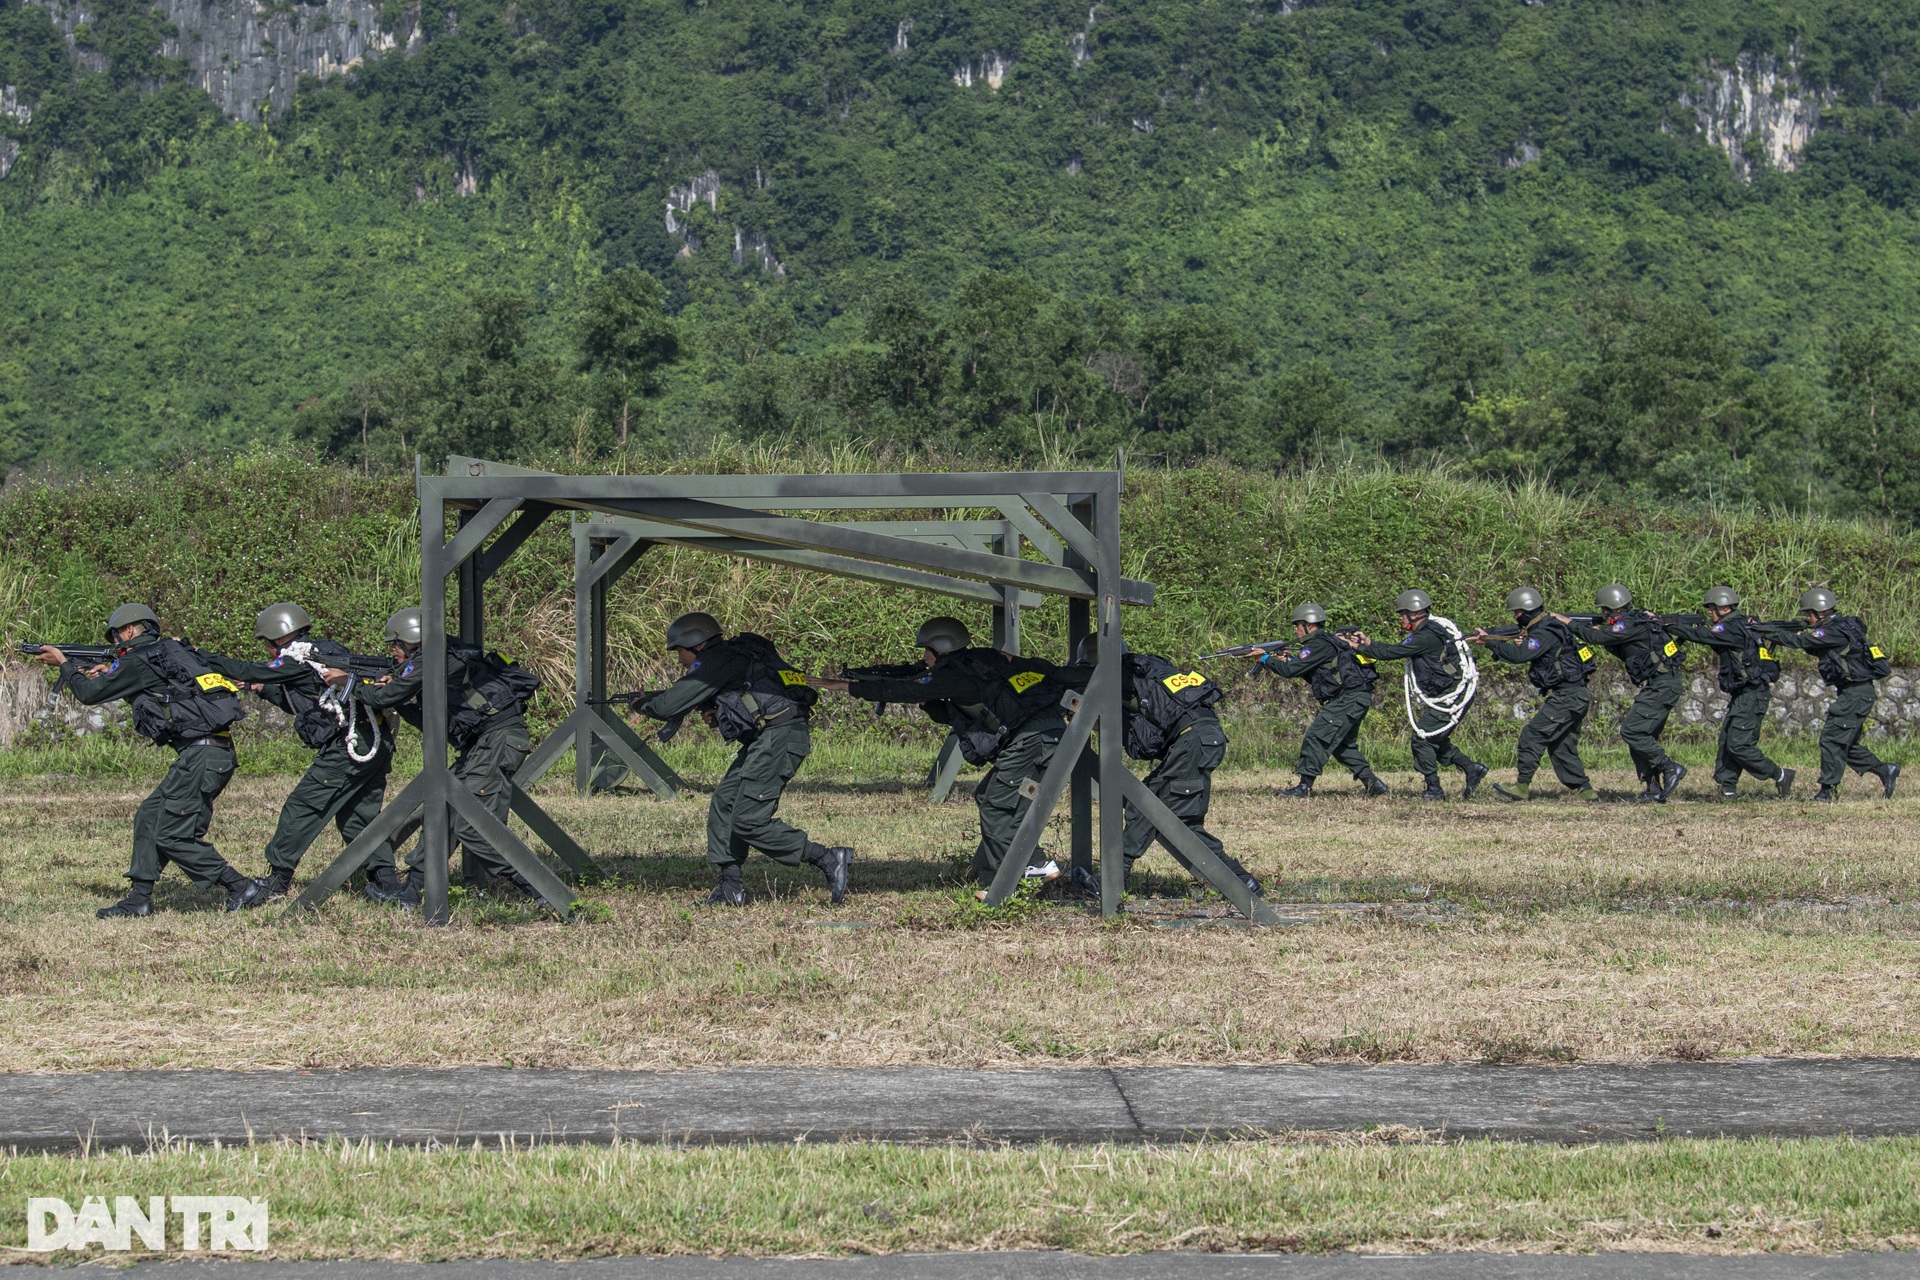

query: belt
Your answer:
[178,734,234,751]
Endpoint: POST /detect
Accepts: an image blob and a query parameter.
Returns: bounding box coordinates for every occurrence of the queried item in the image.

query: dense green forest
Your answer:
[5,0,1920,520]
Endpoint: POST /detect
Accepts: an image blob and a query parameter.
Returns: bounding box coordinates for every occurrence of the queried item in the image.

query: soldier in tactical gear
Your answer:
[1250,601,1388,799]
[1556,585,1687,803]
[1665,587,1795,800]
[336,607,552,908]
[634,613,852,907]
[33,604,268,917]
[1066,635,1261,897]
[1469,587,1596,802]
[1341,589,1490,801]
[204,603,401,901]
[815,616,1067,886]
[1771,588,1898,801]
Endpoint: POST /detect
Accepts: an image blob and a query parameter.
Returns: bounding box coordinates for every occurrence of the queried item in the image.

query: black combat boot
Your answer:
[805,842,854,905]
[362,864,406,905]
[1813,785,1838,803]
[700,864,745,907]
[220,866,268,912]
[367,867,423,909]
[1461,760,1490,800]
[98,879,155,919]
[257,867,295,899]
[1775,767,1796,799]
[1630,774,1660,804]
[1069,864,1102,899]
[1277,779,1314,799]
[1357,771,1390,797]
[1877,763,1901,799]
[1655,762,1687,804]
[1419,775,1446,801]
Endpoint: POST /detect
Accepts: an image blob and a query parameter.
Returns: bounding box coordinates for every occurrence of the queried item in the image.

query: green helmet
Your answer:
[1506,586,1544,613]
[1798,588,1837,614]
[665,611,723,651]
[1702,585,1740,609]
[1291,601,1328,625]
[1595,584,1632,612]
[383,608,424,646]
[254,602,313,643]
[105,603,159,639]
[1394,589,1432,614]
[915,616,971,655]
[1073,633,1128,666]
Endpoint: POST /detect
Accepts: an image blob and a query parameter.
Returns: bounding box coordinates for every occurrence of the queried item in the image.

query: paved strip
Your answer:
[125,1252,1920,1278]
[7,1060,1920,1152]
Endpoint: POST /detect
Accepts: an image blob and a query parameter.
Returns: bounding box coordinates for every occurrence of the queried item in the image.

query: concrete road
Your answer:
[7,1059,1920,1150]
[125,1251,1920,1278]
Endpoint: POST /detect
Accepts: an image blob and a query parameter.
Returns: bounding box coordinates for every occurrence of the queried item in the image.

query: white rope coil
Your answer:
[1404,615,1478,739]
[281,640,384,763]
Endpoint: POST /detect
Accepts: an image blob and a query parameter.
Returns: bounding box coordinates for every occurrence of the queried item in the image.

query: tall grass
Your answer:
[3,449,1915,720]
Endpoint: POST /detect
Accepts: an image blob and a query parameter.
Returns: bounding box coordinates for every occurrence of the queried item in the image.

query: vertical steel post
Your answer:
[419,480,452,926]
[456,509,484,647]
[1094,480,1127,918]
[1067,501,1094,881]
[572,522,595,796]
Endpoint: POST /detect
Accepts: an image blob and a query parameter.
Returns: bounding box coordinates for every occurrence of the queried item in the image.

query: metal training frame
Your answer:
[291,456,1276,924]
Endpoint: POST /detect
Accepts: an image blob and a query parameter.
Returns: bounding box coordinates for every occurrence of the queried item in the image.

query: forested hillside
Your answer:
[4,0,1920,521]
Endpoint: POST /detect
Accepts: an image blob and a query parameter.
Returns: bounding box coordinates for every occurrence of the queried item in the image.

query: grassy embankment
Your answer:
[2,448,1917,779]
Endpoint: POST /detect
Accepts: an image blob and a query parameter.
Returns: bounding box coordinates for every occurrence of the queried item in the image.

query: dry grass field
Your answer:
[1,761,1915,1074]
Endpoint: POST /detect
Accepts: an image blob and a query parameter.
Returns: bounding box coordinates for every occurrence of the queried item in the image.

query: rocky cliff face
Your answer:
[31,0,420,121]
[1682,51,1831,180]
[0,84,30,179]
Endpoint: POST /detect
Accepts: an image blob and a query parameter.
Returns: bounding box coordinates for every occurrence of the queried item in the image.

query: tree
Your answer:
[576,268,683,446]
[1826,324,1920,522]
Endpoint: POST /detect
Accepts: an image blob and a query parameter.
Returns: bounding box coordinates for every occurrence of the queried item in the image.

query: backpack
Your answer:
[710,632,817,741]
[1122,652,1222,759]
[448,641,542,749]
[127,639,246,745]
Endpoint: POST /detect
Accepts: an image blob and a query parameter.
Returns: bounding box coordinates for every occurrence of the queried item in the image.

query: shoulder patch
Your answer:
[1611,621,1627,633]
[1525,637,1541,651]
[1007,669,1045,693]
[916,673,933,684]
[1163,671,1206,693]
[268,656,285,668]
[1298,647,1311,659]
[1710,623,1725,633]
[402,661,416,676]
[107,659,120,673]
[1811,628,1826,638]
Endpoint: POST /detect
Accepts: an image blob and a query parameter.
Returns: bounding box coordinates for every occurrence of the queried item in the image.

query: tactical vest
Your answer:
[1812,615,1892,688]
[447,641,542,749]
[125,638,246,746]
[1522,616,1595,692]
[271,636,357,749]
[1409,623,1467,697]
[1122,651,1222,759]
[709,633,816,742]
[1302,629,1377,703]
[935,648,1065,765]
[1709,619,1776,694]
[1609,610,1682,686]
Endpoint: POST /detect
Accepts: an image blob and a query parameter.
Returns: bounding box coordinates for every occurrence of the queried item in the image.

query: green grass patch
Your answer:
[2,1136,1917,1258]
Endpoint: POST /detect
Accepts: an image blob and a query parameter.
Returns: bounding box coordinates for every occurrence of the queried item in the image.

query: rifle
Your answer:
[1478,613,1602,638]
[1198,639,1290,661]
[581,690,686,742]
[1659,613,1805,633]
[14,642,122,698]
[841,660,931,716]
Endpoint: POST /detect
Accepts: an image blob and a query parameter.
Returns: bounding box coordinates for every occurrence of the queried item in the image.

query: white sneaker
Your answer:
[1024,859,1061,881]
